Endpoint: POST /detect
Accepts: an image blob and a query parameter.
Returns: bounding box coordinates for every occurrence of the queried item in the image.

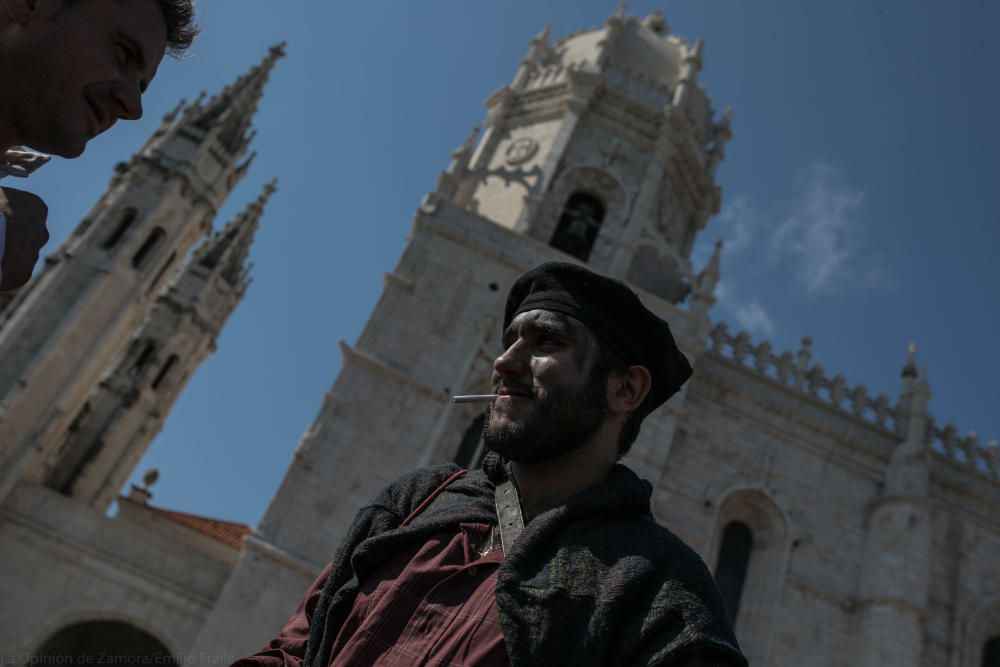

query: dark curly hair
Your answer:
[152,0,199,56]
[61,0,199,57]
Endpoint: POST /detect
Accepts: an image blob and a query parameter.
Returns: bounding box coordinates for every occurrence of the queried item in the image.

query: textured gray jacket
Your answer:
[303,454,747,667]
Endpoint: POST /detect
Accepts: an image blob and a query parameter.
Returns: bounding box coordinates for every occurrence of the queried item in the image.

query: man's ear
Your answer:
[606,365,652,417]
[2,0,41,25]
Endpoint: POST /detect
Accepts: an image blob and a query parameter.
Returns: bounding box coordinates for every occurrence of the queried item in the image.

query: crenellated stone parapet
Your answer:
[707,321,901,434]
[521,62,577,91]
[707,321,999,484]
[929,421,999,480]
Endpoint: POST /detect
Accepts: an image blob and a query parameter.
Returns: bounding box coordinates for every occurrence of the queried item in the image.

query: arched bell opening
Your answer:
[549,191,606,262]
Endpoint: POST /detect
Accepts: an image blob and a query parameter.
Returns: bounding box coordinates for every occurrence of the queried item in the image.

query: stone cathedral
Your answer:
[3,10,1000,667]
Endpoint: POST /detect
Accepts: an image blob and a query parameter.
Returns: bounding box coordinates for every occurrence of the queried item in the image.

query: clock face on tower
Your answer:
[505,137,539,166]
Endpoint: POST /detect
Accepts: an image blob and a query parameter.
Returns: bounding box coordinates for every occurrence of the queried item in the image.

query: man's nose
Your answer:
[493,340,529,378]
[112,79,144,122]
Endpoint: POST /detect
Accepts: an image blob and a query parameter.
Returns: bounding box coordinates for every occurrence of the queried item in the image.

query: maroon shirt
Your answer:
[234,523,509,667]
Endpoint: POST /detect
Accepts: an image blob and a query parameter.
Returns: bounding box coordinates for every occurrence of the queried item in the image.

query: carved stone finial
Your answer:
[986,441,999,477]
[716,107,734,143]
[445,126,481,178]
[142,468,159,489]
[673,38,705,109]
[163,97,186,123]
[269,41,288,59]
[126,468,159,505]
[461,125,480,152]
[794,337,813,389]
[688,38,705,67]
[612,1,628,20]
[256,178,278,207]
[902,341,918,378]
[692,239,723,307]
[709,239,723,269]
[644,12,669,35]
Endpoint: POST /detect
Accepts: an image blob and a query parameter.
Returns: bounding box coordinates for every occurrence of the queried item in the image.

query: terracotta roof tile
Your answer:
[145,505,252,549]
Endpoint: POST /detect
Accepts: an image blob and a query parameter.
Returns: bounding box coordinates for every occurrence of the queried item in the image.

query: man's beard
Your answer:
[483,365,609,464]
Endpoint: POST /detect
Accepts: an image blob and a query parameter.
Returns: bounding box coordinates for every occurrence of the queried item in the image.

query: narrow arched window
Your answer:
[132,227,166,269]
[102,208,137,249]
[550,192,605,261]
[714,521,754,622]
[148,251,178,294]
[129,342,157,378]
[152,355,179,391]
[983,635,1000,667]
[454,414,486,469]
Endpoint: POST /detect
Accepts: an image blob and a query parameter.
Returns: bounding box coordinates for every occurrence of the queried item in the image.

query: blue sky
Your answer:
[24,1,1000,526]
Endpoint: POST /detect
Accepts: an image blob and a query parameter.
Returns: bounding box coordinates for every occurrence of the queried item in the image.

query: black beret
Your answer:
[503,262,692,419]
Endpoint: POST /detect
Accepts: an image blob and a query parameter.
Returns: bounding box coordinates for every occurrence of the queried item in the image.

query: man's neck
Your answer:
[509,436,617,521]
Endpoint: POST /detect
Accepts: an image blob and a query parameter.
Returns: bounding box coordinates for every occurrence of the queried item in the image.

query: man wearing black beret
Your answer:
[235,262,746,667]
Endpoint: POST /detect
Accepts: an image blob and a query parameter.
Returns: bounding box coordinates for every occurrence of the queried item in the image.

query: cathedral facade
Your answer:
[3,10,999,667]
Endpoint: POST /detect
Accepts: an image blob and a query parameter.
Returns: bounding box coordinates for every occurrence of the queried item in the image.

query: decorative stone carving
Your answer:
[504,137,539,166]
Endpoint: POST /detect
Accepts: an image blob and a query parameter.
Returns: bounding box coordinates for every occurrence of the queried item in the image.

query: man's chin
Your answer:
[25,134,86,159]
[51,140,86,159]
[483,423,567,465]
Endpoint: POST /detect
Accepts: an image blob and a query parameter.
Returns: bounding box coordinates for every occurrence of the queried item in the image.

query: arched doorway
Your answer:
[35,621,176,665]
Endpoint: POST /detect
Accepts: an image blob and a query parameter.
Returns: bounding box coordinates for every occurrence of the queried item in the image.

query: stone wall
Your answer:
[0,483,236,657]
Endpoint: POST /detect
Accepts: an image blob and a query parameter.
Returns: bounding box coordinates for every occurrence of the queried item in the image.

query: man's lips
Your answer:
[495,388,533,398]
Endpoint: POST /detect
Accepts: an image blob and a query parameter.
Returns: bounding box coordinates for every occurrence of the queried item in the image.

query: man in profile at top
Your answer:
[0,0,198,291]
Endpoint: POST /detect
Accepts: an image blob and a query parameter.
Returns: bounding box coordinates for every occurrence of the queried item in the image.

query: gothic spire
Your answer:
[610,1,628,21]
[190,42,286,156]
[192,179,277,290]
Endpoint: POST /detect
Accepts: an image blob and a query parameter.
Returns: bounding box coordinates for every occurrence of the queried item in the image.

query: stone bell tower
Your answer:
[35,182,275,512]
[193,9,731,657]
[455,7,730,303]
[0,44,284,504]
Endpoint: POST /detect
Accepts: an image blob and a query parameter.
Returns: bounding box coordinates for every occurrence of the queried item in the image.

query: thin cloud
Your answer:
[716,194,757,256]
[691,160,888,340]
[692,194,757,269]
[732,300,776,338]
[769,162,878,295]
[713,280,777,339]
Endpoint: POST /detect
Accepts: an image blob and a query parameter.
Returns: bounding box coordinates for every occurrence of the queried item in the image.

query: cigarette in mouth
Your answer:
[452,394,500,404]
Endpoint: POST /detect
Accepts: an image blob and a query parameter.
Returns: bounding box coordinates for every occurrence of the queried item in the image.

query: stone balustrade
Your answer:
[708,322,900,434]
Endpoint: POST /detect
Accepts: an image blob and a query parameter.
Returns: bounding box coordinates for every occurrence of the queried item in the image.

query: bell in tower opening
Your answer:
[550,192,606,261]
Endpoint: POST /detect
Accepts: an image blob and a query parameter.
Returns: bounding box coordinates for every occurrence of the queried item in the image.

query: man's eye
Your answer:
[115,43,129,65]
